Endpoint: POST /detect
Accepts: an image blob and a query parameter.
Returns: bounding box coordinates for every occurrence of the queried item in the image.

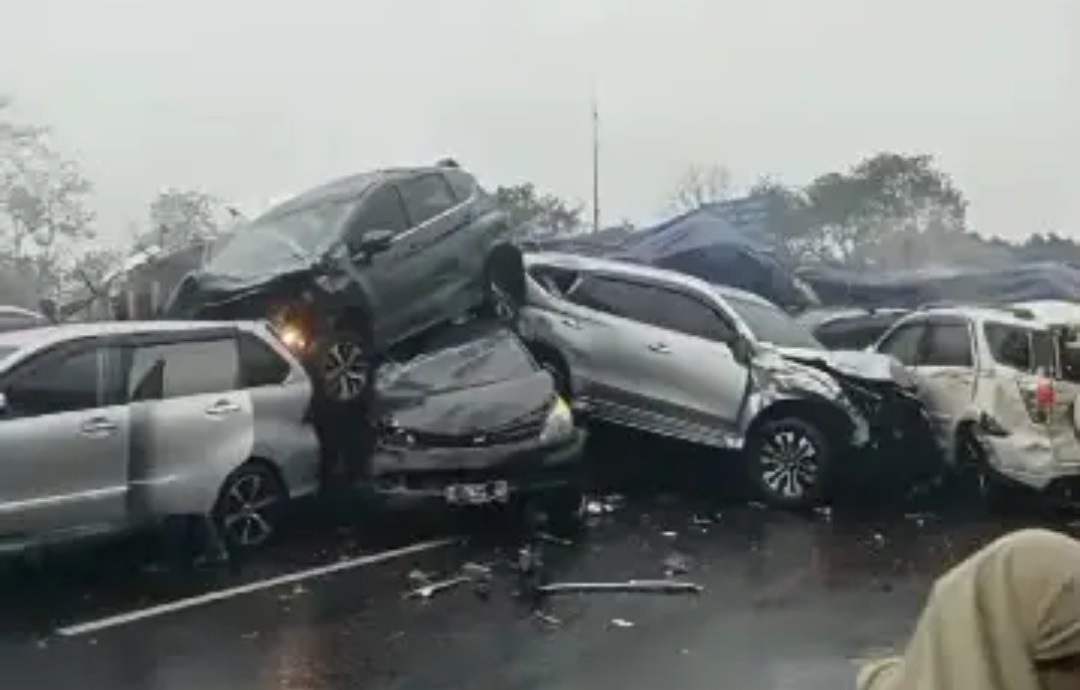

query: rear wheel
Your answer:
[315,329,372,404]
[746,417,829,509]
[213,463,287,553]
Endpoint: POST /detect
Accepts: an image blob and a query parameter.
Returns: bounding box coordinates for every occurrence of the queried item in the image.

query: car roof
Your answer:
[525,251,776,308]
[261,166,459,219]
[0,305,46,319]
[901,305,1051,330]
[0,320,262,352]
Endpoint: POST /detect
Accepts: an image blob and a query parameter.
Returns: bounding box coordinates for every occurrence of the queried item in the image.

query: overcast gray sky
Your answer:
[1,0,1076,246]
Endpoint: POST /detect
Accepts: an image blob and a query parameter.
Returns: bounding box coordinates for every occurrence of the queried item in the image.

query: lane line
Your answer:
[57,537,457,637]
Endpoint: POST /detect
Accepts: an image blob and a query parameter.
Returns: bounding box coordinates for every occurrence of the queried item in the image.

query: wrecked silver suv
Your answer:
[517,252,934,508]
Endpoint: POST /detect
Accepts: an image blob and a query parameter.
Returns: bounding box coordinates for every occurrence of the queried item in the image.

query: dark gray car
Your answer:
[165,163,520,402]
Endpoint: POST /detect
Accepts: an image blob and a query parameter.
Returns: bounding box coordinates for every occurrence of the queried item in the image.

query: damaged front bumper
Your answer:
[365,429,587,508]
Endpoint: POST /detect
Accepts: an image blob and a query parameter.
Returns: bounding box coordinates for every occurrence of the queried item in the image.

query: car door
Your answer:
[633,284,752,443]
[910,318,977,439]
[125,334,254,519]
[394,173,473,337]
[342,182,412,345]
[0,341,130,540]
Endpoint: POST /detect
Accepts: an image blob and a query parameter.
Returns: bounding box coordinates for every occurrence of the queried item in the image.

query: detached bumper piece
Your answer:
[367,429,586,509]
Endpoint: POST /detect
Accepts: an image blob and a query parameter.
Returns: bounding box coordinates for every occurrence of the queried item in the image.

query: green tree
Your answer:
[803,153,967,266]
[145,188,223,252]
[494,183,583,238]
[669,164,732,212]
[0,98,95,299]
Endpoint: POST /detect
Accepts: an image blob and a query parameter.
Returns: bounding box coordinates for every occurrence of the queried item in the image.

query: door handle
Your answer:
[80,417,118,435]
[205,400,241,417]
[561,317,583,330]
[647,342,671,354]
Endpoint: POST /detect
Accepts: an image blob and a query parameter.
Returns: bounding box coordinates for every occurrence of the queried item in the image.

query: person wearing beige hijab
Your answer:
[858,528,1080,690]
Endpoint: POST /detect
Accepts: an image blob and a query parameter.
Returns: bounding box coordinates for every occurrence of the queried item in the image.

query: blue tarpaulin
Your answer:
[533,202,818,311]
[799,262,1080,309]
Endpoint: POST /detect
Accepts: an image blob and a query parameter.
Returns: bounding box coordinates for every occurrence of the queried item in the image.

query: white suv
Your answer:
[873,305,1080,495]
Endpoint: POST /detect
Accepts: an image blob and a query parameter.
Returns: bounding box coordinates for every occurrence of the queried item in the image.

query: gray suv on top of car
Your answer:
[165,162,521,403]
[0,320,321,554]
[517,252,929,507]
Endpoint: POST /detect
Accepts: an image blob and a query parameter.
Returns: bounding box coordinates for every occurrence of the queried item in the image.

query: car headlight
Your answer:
[539,396,575,444]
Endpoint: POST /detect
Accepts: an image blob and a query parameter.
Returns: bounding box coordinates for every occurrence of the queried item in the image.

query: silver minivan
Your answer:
[0,321,321,553]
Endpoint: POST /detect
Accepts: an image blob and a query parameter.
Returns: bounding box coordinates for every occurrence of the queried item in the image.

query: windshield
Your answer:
[207,201,356,279]
[726,295,823,349]
[379,329,536,394]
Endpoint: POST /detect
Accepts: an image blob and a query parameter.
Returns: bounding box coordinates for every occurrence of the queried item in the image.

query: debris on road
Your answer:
[405,575,471,600]
[610,618,636,628]
[663,553,692,577]
[537,531,574,547]
[533,610,562,627]
[661,530,678,539]
[537,579,704,595]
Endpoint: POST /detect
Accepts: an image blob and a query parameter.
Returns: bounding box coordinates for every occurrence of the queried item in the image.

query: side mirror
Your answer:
[353,229,395,257]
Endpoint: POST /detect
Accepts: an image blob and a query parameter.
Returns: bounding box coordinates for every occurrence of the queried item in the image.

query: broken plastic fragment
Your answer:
[611,618,635,628]
[405,575,471,600]
[534,610,562,627]
[661,531,678,539]
[586,500,605,516]
[663,553,692,577]
[537,531,574,546]
[537,579,703,595]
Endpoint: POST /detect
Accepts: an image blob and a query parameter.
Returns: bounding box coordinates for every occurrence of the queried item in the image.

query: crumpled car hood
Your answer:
[377,372,554,436]
[774,346,914,388]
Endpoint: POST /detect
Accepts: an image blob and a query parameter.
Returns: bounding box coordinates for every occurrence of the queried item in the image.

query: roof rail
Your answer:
[916,301,1035,320]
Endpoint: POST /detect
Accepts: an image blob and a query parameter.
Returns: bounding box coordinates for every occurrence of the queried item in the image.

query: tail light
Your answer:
[1023,377,1056,424]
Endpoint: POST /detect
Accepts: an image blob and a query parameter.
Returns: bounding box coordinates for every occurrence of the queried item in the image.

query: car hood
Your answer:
[773,346,914,388]
[376,371,555,437]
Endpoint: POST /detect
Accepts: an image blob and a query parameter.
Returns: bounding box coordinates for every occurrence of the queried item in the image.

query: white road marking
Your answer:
[57,537,457,637]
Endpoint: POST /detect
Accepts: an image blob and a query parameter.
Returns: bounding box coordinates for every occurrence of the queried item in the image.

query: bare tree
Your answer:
[669,164,732,212]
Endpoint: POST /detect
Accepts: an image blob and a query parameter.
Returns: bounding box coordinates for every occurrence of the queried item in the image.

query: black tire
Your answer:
[954,430,1026,513]
[541,488,587,536]
[746,417,830,509]
[313,328,373,404]
[481,245,523,323]
[212,463,288,553]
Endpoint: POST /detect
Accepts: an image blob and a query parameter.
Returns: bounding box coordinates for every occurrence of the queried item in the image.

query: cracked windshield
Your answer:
[2,1,1079,689]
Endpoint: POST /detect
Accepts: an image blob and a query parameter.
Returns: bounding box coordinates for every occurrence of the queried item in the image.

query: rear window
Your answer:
[984,322,1055,374]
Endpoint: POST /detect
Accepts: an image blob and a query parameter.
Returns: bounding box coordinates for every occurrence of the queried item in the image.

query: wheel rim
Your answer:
[221,472,280,548]
[488,279,517,322]
[759,427,820,500]
[323,340,368,402]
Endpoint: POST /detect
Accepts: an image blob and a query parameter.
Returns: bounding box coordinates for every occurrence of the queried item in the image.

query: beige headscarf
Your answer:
[858,528,1080,690]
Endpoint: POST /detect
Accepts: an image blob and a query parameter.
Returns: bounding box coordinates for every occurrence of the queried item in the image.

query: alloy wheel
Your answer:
[323,339,369,402]
[218,469,283,550]
[758,427,821,501]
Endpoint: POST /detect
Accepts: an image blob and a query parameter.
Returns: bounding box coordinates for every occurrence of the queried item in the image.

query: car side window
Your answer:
[398,173,457,226]
[349,184,410,242]
[238,334,291,387]
[878,323,925,366]
[566,276,643,320]
[922,322,973,367]
[646,288,736,343]
[2,346,103,418]
[443,170,476,202]
[128,339,240,401]
[984,323,1032,372]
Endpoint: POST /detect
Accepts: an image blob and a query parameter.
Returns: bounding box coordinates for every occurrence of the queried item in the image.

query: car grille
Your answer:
[405,407,548,448]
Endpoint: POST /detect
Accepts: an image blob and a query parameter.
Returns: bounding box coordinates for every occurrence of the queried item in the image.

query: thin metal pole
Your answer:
[592,95,600,233]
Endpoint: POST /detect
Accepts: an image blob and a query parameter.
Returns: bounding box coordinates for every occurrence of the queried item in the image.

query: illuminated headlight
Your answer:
[278,324,309,353]
[539,396,575,444]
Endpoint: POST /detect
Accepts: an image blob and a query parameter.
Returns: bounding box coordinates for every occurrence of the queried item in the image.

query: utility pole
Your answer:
[591,94,600,233]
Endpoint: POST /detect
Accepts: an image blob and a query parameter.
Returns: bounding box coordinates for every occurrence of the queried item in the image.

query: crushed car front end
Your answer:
[366,324,586,511]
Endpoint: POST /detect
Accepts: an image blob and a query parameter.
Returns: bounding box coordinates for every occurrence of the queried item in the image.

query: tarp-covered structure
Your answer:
[532,204,819,312]
[800,262,1080,310]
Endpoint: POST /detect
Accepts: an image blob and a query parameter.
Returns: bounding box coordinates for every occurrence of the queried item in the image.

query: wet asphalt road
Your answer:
[1,426,1076,690]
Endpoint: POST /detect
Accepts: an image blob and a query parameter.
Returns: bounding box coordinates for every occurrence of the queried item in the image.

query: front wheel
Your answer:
[746,418,830,509]
[213,463,288,553]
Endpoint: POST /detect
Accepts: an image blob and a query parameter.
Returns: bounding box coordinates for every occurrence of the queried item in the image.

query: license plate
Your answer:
[444,481,510,506]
